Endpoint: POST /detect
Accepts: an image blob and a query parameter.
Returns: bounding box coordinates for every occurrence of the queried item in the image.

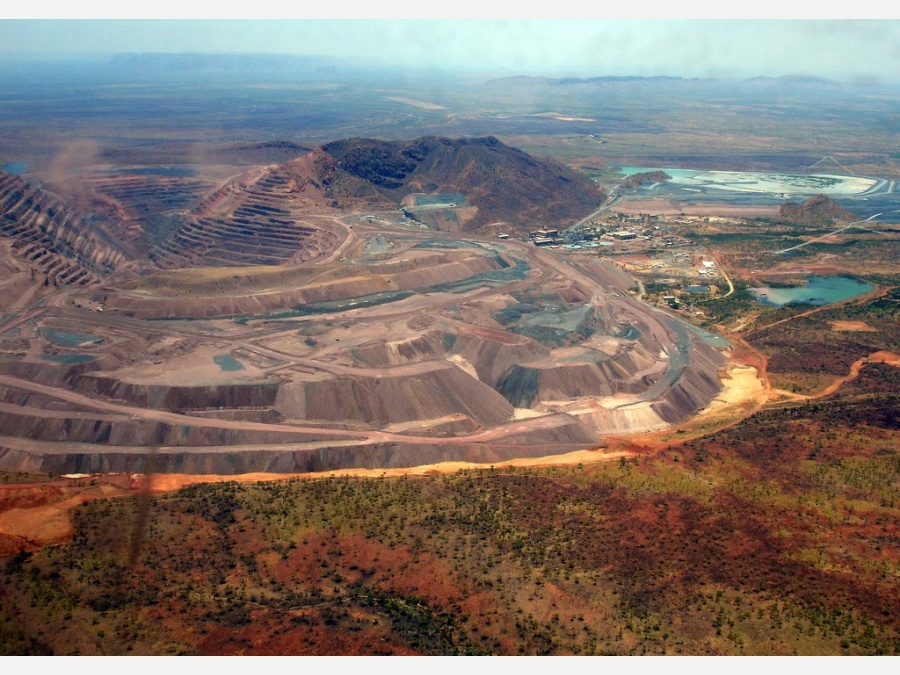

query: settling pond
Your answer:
[750,276,873,307]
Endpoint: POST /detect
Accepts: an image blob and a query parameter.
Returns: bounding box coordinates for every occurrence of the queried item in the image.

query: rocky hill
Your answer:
[313,136,607,233]
[620,170,672,189]
[1,135,606,275]
[778,194,858,226]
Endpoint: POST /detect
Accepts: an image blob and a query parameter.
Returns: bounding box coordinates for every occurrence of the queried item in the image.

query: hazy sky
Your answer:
[1,15,898,83]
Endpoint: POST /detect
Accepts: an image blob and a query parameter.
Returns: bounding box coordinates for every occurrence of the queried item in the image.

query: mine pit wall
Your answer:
[576,338,727,435]
[450,332,551,387]
[391,417,481,436]
[578,405,669,436]
[0,407,354,447]
[535,361,626,400]
[0,357,113,389]
[537,345,663,403]
[70,374,281,412]
[493,338,665,409]
[103,253,500,319]
[0,323,729,475]
[0,172,128,276]
[0,444,321,476]
[275,363,515,428]
[649,344,725,424]
[352,330,447,367]
[0,386,77,411]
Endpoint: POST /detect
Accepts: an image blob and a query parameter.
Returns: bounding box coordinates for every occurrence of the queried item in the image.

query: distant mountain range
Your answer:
[484,74,844,89]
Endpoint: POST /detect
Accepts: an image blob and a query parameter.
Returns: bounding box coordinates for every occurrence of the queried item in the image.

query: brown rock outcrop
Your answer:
[778,194,857,225]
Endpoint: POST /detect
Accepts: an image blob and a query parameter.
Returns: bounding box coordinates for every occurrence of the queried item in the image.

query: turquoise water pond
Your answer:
[2,162,28,174]
[44,328,103,347]
[750,276,873,307]
[213,354,245,371]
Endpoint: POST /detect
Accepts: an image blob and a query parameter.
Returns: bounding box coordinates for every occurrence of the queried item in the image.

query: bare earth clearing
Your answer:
[609,198,780,219]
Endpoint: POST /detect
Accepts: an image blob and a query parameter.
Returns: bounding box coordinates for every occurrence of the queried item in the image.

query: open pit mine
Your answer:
[0,137,728,474]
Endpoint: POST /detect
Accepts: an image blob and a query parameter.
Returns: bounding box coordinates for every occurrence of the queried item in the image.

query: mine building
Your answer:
[612,230,637,240]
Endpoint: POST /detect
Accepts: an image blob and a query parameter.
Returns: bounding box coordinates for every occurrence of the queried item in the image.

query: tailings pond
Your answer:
[617,167,898,222]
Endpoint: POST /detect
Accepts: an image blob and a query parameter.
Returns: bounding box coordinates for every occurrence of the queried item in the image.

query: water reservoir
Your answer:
[750,276,873,307]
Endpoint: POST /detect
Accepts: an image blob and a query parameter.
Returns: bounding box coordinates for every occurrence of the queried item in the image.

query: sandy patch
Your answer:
[107,343,273,385]
[829,320,877,332]
[868,351,900,367]
[385,97,446,110]
[680,204,781,218]
[612,199,779,219]
[532,112,596,122]
[115,447,626,494]
[447,354,479,379]
[513,407,545,419]
[0,503,75,549]
[676,364,767,430]
[714,365,766,405]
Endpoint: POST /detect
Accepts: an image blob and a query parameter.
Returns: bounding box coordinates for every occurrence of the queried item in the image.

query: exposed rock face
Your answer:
[275,362,515,427]
[0,171,128,283]
[649,345,724,424]
[620,171,672,189]
[0,420,601,475]
[315,136,607,232]
[0,407,337,447]
[449,330,551,387]
[105,250,506,319]
[497,345,660,407]
[149,163,344,269]
[352,330,448,368]
[2,135,606,271]
[778,194,857,226]
[72,374,281,412]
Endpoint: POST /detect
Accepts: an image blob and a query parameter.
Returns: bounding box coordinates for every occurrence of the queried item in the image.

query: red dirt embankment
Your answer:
[0,474,140,554]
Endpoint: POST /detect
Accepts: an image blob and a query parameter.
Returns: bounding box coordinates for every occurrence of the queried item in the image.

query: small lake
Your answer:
[44,328,103,347]
[1,162,28,175]
[750,276,874,307]
[213,354,245,372]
